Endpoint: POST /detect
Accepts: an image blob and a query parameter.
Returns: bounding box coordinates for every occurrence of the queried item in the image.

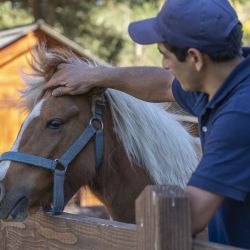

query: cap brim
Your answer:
[128,17,164,45]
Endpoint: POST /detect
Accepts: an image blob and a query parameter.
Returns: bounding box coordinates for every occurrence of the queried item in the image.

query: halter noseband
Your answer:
[0,97,105,215]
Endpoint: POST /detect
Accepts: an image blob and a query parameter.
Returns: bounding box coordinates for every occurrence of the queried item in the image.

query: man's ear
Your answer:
[187,48,204,72]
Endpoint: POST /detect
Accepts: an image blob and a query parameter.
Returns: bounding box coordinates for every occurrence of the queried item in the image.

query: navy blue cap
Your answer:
[128,0,242,53]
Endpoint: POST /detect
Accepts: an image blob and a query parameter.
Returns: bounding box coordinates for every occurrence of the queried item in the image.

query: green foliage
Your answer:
[0,1,33,28]
[0,0,249,66]
[0,0,162,66]
[85,1,162,66]
[230,0,250,45]
[50,0,162,65]
[54,1,126,64]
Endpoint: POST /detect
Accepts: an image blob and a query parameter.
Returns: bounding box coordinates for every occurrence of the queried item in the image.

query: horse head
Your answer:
[0,45,113,221]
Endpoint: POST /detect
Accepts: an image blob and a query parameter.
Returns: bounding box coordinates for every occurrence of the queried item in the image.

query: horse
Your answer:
[0,45,199,223]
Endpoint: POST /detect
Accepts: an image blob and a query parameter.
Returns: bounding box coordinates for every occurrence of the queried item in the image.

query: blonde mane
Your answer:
[22,45,199,188]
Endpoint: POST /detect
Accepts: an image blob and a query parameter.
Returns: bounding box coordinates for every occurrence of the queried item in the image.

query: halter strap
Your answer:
[0,97,105,215]
[0,152,57,170]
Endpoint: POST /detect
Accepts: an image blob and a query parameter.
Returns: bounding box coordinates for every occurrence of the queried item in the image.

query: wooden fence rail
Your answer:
[0,186,245,250]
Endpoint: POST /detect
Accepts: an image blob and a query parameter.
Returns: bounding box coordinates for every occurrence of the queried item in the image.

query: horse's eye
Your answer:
[46,119,64,129]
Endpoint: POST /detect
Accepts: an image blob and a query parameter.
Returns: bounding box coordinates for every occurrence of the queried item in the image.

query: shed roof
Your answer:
[0,20,107,65]
[0,23,36,48]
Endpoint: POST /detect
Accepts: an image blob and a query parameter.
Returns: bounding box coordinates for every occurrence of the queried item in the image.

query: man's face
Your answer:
[157,43,202,92]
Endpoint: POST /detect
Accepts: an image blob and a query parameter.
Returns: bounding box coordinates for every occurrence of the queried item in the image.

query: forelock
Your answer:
[20,43,97,111]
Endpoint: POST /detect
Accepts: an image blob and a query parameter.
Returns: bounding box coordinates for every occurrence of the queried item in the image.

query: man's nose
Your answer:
[0,183,5,203]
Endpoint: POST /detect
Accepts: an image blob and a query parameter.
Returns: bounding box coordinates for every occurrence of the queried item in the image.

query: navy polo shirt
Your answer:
[172,47,250,249]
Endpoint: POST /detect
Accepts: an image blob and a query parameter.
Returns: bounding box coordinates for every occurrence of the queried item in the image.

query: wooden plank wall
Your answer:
[0,186,244,250]
[0,34,34,153]
[0,106,26,153]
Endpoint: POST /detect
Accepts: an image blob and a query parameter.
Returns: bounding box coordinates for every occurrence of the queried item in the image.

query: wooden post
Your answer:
[136,185,192,250]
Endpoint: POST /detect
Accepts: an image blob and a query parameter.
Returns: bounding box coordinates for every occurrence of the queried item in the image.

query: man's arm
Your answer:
[185,186,224,235]
[106,67,175,102]
[45,64,175,102]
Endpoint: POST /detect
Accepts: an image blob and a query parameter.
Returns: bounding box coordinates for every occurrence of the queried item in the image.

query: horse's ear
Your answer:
[89,87,106,97]
[90,88,107,115]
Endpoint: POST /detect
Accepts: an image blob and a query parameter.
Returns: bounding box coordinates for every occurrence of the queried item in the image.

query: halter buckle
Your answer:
[54,159,67,172]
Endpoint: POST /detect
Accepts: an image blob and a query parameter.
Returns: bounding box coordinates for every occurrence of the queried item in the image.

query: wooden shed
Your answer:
[0,20,104,207]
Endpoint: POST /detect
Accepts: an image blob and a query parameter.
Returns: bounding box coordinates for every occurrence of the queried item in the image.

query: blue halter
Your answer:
[0,98,105,215]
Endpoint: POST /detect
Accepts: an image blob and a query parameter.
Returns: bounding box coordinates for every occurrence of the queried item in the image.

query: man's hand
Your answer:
[45,62,105,96]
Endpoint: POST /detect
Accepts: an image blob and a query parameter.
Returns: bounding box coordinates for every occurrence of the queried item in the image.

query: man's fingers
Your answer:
[52,86,72,96]
[44,79,65,94]
[45,70,66,88]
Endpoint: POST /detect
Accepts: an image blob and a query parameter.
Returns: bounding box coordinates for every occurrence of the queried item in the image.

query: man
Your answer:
[46,0,250,248]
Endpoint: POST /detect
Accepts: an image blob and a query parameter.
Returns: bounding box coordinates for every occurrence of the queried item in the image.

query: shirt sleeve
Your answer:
[189,111,250,201]
[172,79,202,116]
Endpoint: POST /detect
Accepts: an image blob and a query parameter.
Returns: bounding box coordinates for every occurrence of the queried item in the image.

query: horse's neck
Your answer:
[91,145,153,223]
[90,105,153,223]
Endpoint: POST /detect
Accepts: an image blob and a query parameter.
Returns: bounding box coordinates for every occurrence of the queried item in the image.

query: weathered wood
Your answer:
[0,185,245,250]
[0,33,37,67]
[136,185,192,250]
[193,240,246,250]
[0,210,137,250]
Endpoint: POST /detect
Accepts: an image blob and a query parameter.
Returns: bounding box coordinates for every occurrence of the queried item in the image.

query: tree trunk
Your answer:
[32,0,49,22]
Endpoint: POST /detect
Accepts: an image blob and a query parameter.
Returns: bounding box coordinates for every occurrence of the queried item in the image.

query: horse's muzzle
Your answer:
[0,182,28,221]
[6,197,28,221]
[0,195,28,221]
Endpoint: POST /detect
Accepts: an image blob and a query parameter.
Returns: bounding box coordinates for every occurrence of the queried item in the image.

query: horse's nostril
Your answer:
[0,183,5,203]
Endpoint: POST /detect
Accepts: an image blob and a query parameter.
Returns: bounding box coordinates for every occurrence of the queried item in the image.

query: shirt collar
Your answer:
[206,47,250,110]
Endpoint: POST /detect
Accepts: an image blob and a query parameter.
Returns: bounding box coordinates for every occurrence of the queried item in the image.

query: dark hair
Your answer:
[163,23,243,62]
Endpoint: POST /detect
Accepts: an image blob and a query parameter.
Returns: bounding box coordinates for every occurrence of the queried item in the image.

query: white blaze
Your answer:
[0,99,45,181]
